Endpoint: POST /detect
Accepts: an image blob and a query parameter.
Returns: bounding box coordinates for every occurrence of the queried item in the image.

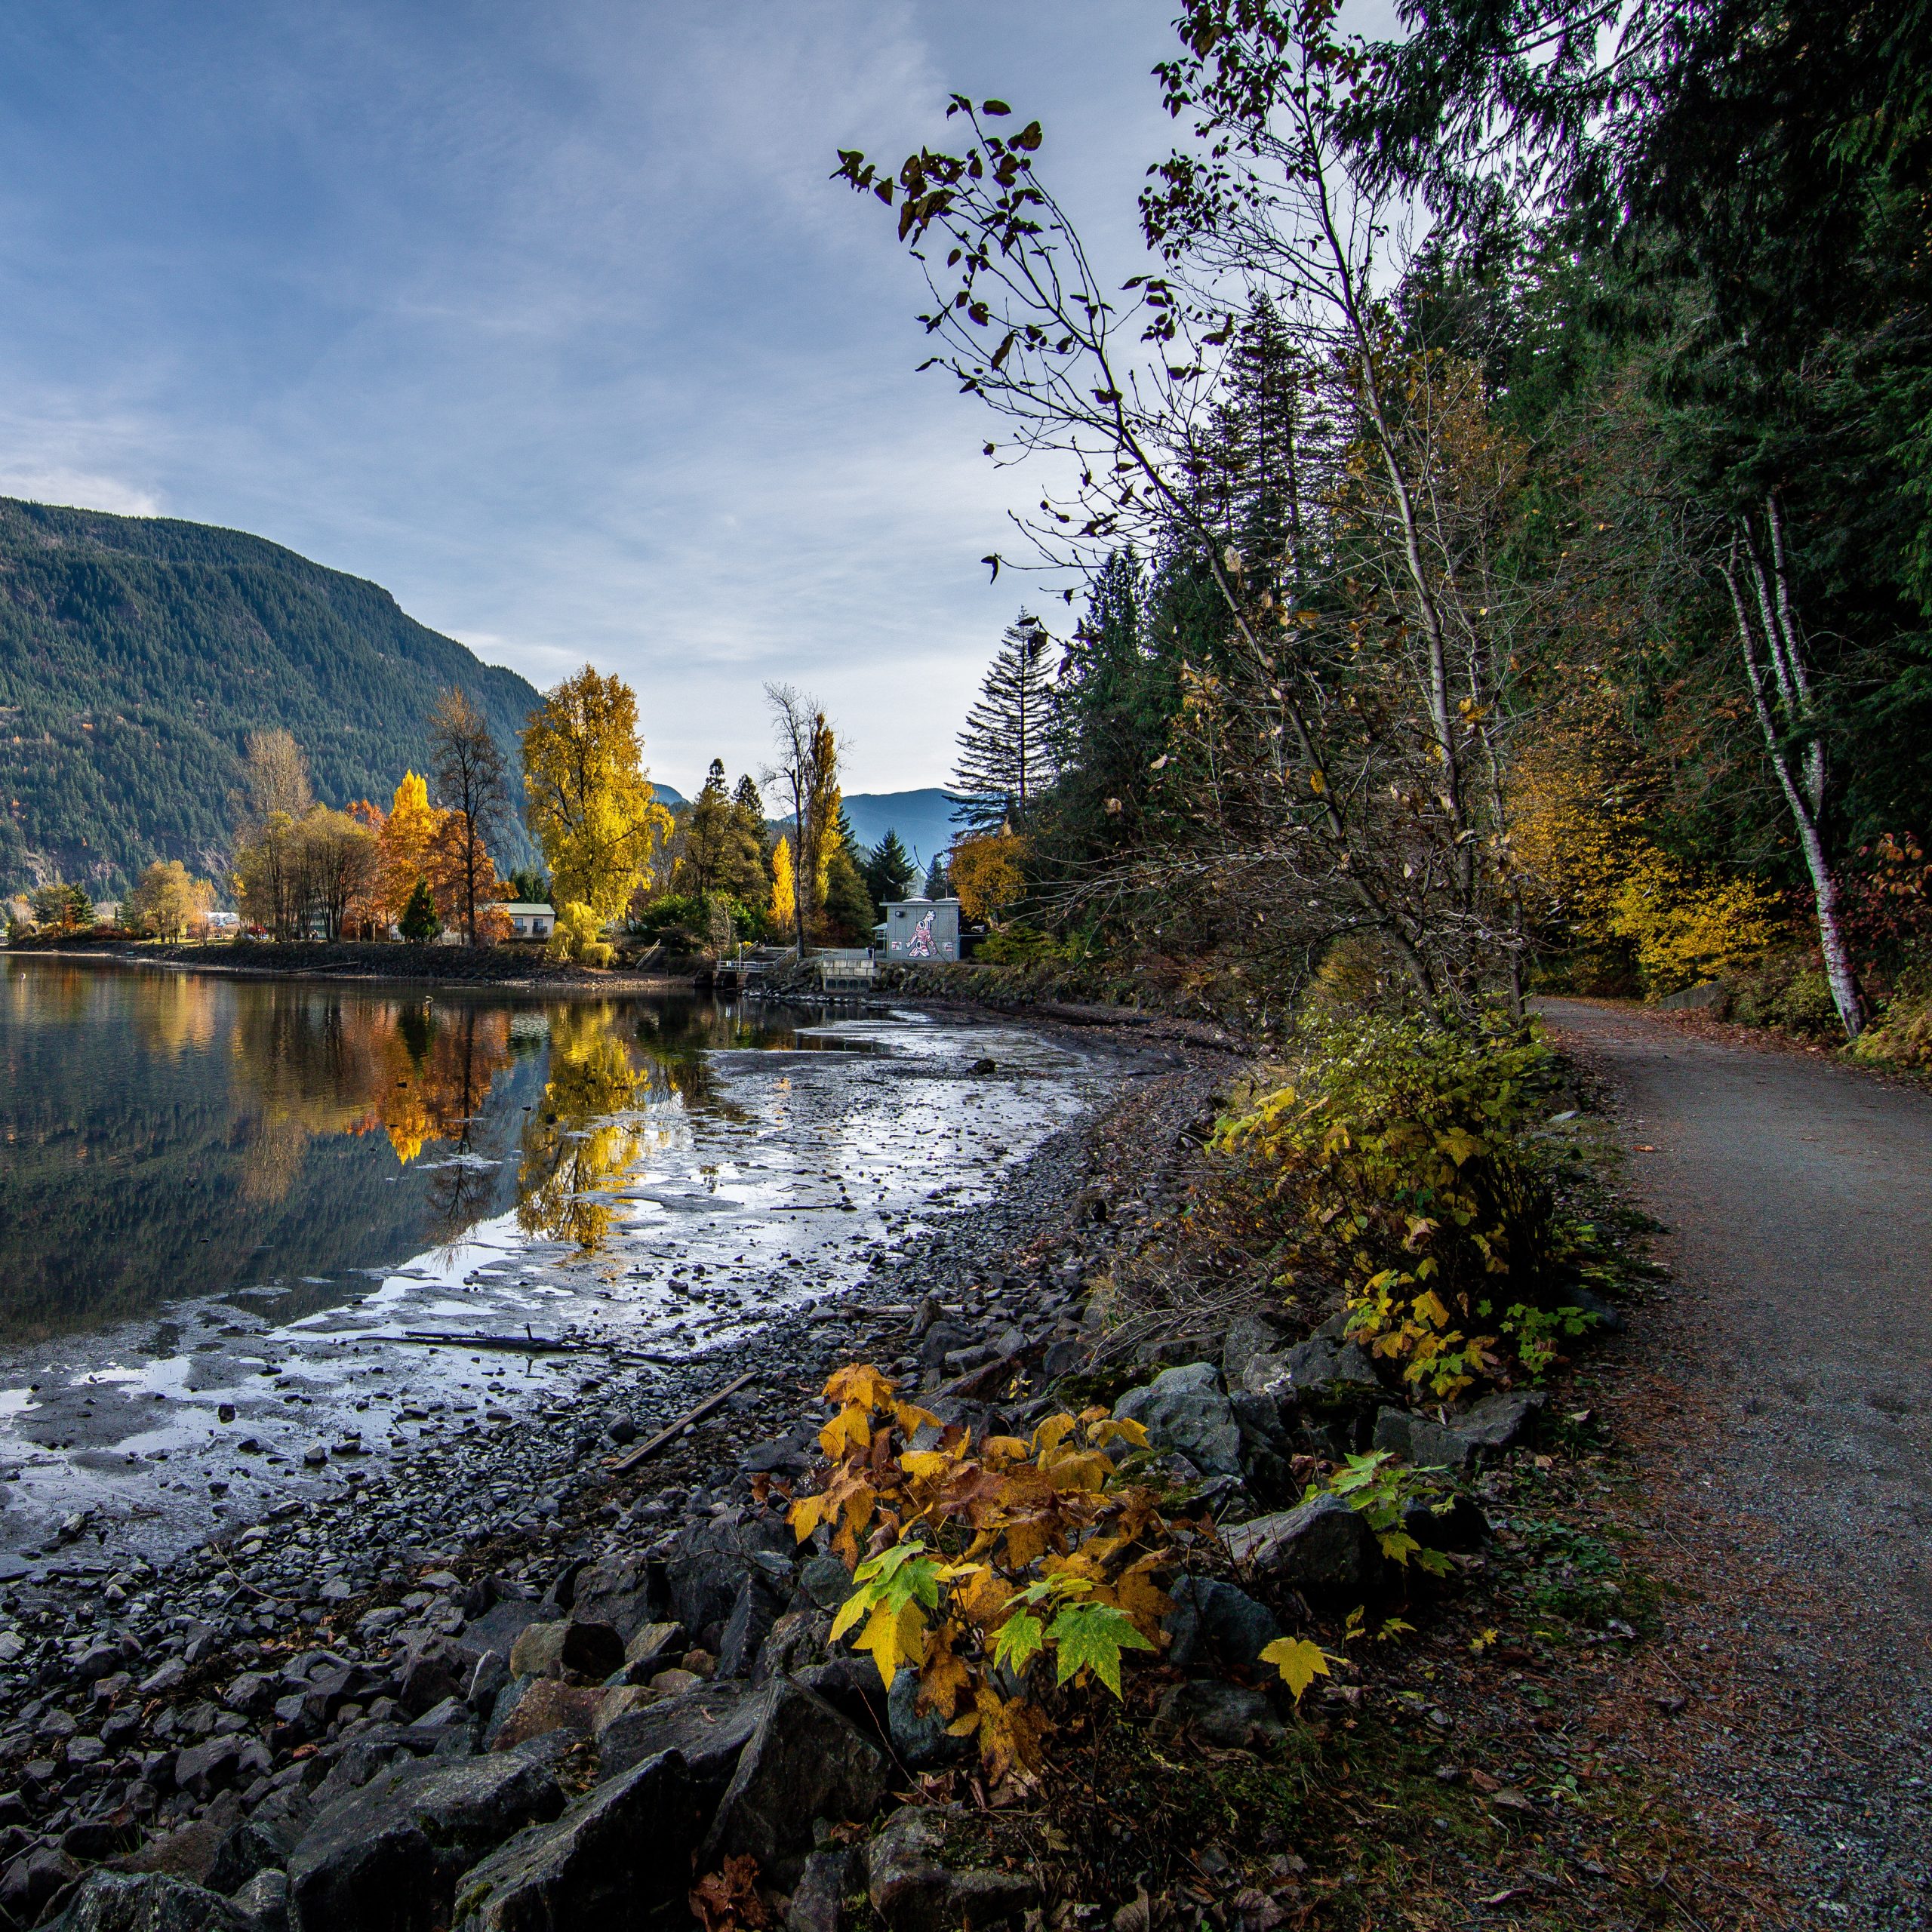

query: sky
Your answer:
[0,2,1192,796]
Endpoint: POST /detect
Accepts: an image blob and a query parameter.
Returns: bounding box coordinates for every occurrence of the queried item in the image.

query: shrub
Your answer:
[1607,851,1782,993]
[976,923,1081,966]
[1854,964,1932,1068]
[1214,1014,1590,1398]
[786,1364,1179,1780]
[546,900,608,964]
[1724,949,1844,1038]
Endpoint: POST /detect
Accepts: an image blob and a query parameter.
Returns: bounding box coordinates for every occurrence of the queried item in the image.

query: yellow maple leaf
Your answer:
[824,1363,897,1411]
[1260,1635,1337,1703]
[818,1404,872,1460]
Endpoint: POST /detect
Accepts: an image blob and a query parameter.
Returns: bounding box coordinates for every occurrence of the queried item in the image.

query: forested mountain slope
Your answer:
[0,498,541,892]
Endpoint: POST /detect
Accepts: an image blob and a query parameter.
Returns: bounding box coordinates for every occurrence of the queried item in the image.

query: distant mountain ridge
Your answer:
[838,789,958,870]
[0,497,545,893]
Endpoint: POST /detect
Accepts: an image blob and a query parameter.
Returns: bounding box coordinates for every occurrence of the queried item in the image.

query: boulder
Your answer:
[1403,1494,1490,1554]
[716,1571,789,1680]
[703,1681,887,1866]
[863,1806,1036,1932]
[785,1846,857,1932]
[1221,1313,1291,1387]
[886,1669,971,1771]
[1374,1390,1545,1471]
[397,1638,468,1718]
[793,1556,855,1615]
[1162,1577,1281,1669]
[1113,1364,1243,1477]
[42,1871,242,1932]
[620,1623,685,1677]
[486,1679,603,1754]
[287,1749,563,1932]
[566,1553,667,1642]
[752,1608,830,1686]
[593,1681,761,1789]
[449,1751,694,1932]
[1222,1494,1383,1592]
[664,1516,796,1637]
[461,1600,549,1666]
[1242,1335,1383,1411]
[3,1847,82,1925]
[231,1867,289,1932]
[1155,1680,1286,1751]
[506,1619,624,1681]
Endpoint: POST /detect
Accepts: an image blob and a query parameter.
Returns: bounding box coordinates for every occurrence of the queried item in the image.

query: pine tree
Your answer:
[863,829,916,905]
[399,877,441,942]
[924,853,952,898]
[951,614,1058,835]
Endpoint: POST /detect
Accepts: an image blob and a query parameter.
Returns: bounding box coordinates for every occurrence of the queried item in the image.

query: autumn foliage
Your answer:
[786,1364,1181,1780]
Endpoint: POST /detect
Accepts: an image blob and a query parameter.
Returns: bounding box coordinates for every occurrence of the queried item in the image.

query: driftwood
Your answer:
[607,1371,758,1473]
[394,1330,688,1367]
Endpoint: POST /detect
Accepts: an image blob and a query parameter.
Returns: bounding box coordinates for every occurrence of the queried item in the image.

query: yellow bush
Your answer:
[1853,986,1932,1068]
[949,832,1026,921]
[1607,853,1780,993]
[545,900,608,964]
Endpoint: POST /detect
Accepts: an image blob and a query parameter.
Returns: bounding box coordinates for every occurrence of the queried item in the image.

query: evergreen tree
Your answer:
[823,848,877,941]
[951,614,1059,834]
[863,829,916,905]
[399,877,441,942]
[506,866,549,903]
[924,853,952,898]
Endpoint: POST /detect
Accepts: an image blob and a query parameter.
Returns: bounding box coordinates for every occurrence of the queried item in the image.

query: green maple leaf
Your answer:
[991,1609,1045,1678]
[1047,1601,1155,1698]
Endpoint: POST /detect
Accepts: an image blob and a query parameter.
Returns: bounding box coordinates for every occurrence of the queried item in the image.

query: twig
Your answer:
[607,1371,758,1473]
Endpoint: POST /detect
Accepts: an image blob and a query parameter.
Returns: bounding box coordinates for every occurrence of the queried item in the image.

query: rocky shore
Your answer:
[0,1034,1217,1929]
[0,1015,1577,1932]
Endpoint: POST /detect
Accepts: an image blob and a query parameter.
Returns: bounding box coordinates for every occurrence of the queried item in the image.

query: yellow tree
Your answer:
[522,667,672,921]
[378,773,445,924]
[769,836,796,934]
[949,832,1026,921]
[122,860,216,939]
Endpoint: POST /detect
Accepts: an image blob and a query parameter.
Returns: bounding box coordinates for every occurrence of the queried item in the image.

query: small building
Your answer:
[494,901,555,940]
[882,894,960,962]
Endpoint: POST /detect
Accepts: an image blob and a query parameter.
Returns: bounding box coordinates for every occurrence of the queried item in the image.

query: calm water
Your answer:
[0,959,863,1343]
[0,957,1103,1557]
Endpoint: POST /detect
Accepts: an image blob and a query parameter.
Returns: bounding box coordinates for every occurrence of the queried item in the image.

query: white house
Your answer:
[494,901,555,940]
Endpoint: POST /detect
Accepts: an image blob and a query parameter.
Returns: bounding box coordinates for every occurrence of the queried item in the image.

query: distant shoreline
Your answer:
[2,938,699,997]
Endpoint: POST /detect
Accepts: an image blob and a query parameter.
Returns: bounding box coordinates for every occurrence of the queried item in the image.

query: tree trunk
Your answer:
[1721,539,1863,1038]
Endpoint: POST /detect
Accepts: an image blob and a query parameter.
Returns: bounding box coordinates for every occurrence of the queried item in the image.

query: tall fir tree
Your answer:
[862,829,915,905]
[950,614,1059,834]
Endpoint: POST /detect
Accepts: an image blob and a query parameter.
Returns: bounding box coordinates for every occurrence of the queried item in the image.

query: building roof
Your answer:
[492,902,555,915]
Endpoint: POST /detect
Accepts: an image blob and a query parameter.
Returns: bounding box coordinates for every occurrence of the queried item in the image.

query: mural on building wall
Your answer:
[907,911,937,960]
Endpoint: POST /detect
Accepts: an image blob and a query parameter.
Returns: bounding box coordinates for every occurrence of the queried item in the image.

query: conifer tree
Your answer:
[951,614,1058,834]
[924,853,951,898]
[863,829,915,906]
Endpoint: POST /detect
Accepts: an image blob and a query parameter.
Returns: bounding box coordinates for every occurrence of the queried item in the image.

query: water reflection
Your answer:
[0,959,848,1340]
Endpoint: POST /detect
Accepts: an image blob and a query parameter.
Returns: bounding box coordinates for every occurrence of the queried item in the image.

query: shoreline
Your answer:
[0,1016,1174,1917]
[2,941,697,998]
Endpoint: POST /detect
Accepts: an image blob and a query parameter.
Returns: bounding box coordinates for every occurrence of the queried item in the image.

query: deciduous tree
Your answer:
[426,687,511,945]
[521,667,672,921]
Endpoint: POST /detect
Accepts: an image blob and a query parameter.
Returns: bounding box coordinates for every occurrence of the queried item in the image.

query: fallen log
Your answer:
[607,1370,758,1473]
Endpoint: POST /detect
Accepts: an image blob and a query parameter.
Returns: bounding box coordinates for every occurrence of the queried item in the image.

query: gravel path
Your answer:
[1535,998,1932,1928]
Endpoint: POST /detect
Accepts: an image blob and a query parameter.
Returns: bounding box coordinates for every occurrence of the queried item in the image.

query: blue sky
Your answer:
[0,2,1186,795]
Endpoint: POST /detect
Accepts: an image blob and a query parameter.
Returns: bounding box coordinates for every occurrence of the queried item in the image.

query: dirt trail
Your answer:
[1536,998,1932,1927]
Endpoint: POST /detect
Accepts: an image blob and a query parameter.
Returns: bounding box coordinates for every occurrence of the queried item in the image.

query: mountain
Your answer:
[0,497,544,893]
[838,789,958,871]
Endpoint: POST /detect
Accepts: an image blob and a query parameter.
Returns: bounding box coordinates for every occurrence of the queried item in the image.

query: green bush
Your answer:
[1724,949,1842,1037]
[1214,1014,1594,1397]
[976,922,1083,965]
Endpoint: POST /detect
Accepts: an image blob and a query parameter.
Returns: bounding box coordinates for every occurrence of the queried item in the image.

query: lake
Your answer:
[0,957,1103,1555]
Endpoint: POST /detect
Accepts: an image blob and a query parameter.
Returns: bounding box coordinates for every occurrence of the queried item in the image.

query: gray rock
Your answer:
[863,1805,1035,1932]
[566,1553,666,1643]
[665,1515,795,1636]
[466,1652,509,1716]
[1221,1313,1291,1387]
[460,1600,548,1665]
[716,1572,788,1681]
[1113,1363,1243,1476]
[703,1680,887,1866]
[1242,1335,1382,1410]
[752,1608,830,1686]
[287,1749,563,1932]
[786,1845,857,1932]
[795,1554,855,1614]
[619,1622,685,1675]
[230,1868,288,1932]
[448,1750,694,1932]
[593,1681,760,1789]
[886,1669,970,1771]
[1155,1680,1286,1750]
[1222,1494,1383,1592]
[1377,1390,1546,1471]
[397,1638,466,1717]
[42,1871,242,1932]
[1162,1577,1281,1669]
[3,1845,82,1924]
